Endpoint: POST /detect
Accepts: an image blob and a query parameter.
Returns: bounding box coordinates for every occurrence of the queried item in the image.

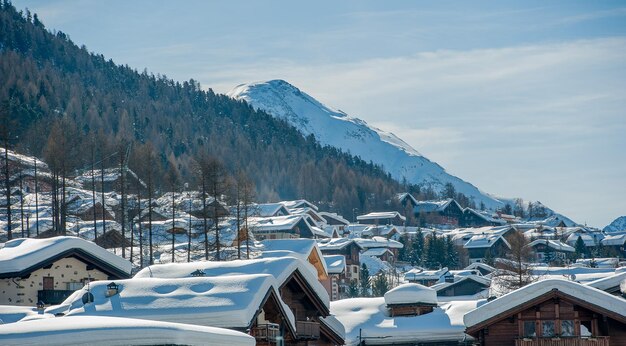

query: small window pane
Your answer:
[561,320,574,337]
[542,321,555,337]
[523,321,536,338]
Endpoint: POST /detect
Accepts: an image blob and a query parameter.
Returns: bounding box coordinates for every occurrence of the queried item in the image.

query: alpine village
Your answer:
[0,2,625,346]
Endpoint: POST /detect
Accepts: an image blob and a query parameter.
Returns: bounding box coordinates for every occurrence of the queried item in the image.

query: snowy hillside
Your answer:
[604,216,626,233]
[228,80,503,209]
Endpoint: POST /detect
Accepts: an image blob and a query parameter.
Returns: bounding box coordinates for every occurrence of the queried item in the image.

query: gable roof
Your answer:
[59,274,295,333]
[357,211,406,222]
[281,199,318,211]
[317,237,363,251]
[319,212,350,226]
[323,255,346,274]
[259,238,328,278]
[134,256,329,309]
[528,239,575,252]
[355,236,404,249]
[249,203,290,217]
[586,270,626,293]
[414,199,462,213]
[431,275,491,292]
[464,234,510,249]
[464,279,626,332]
[0,236,131,279]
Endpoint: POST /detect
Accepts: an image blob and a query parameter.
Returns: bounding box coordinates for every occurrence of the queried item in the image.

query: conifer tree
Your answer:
[372,273,389,296]
[574,236,587,259]
[359,263,370,297]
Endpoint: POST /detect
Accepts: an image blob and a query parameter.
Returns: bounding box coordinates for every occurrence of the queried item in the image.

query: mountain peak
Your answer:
[228,80,505,210]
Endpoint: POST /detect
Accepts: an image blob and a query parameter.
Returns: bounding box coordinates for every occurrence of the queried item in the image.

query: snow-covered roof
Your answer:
[75,167,146,188]
[357,211,405,222]
[331,298,478,345]
[413,199,461,213]
[464,262,495,274]
[317,237,362,251]
[586,271,626,292]
[0,315,255,346]
[528,239,575,252]
[361,247,393,257]
[0,236,131,277]
[384,283,437,305]
[404,267,449,282]
[134,256,329,308]
[565,232,603,247]
[601,233,626,246]
[0,305,44,324]
[259,238,328,275]
[396,192,418,205]
[431,275,491,292]
[323,255,346,274]
[246,215,303,233]
[281,199,318,211]
[355,236,403,249]
[464,234,510,249]
[360,255,393,276]
[58,274,294,331]
[319,212,350,226]
[465,279,626,328]
[248,202,290,217]
[463,208,506,225]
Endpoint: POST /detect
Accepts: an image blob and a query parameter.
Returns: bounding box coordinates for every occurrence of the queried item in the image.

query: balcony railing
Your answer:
[296,321,320,339]
[515,337,610,346]
[37,289,75,305]
[251,323,280,342]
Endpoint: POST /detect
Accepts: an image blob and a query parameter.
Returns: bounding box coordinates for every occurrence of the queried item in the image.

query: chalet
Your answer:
[385,283,438,317]
[248,215,327,240]
[74,167,146,194]
[432,275,491,298]
[413,199,464,227]
[361,247,395,263]
[404,267,450,286]
[357,211,406,226]
[396,192,419,210]
[248,203,291,217]
[464,234,511,263]
[319,212,349,236]
[464,279,626,346]
[281,199,319,211]
[323,255,346,301]
[601,233,626,256]
[289,207,326,227]
[132,257,344,345]
[362,224,400,239]
[527,239,575,264]
[465,262,496,276]
[318,238,364,285]
[461,208,506,227]
[355,236,404,258]
[0,236,132,306]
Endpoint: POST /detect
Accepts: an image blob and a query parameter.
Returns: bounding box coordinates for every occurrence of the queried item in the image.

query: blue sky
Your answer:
[16,0,626,227]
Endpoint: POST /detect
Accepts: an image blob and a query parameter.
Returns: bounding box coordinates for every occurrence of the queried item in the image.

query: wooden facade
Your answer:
[466,290,626,346]
[388,303,436,317]
[436,277,490,297]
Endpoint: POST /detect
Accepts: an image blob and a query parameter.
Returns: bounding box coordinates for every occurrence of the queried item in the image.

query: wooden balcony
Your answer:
[37,289,75,305]
[296,321,320,339]
[251,323,280,342]
[515,337,610,346]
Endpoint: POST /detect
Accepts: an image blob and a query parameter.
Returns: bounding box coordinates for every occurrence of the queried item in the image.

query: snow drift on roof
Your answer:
[134,256,329,307]
[0,236,131,276]
[60,274,289,330]
[384,283,437,305]
[331,297,477,345]
[0,315,255,346]
[323,255,346,274]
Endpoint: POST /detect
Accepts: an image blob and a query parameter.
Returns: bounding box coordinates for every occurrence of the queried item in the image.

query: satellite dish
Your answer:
[82,292,94,304]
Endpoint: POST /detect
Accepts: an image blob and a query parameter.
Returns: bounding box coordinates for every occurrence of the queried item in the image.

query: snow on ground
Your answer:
[0,305,50,324]
[0,315,255,346]
[0,236,132,275]
[331,297,478,345]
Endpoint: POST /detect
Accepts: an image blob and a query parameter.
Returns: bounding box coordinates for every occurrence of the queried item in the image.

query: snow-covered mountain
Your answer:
[604,216,626,233]
[228,80,504,209]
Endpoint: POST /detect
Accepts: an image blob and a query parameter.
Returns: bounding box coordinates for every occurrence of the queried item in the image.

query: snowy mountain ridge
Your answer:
[604,216,626,233]
[228,80,504,209]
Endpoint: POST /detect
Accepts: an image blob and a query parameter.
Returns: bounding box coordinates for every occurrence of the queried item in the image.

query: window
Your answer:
[561,320,574,337]
[542,321,555,337]
[523,321,536,338]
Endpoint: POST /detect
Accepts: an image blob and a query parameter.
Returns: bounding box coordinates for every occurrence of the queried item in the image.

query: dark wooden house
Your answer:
[465,279,626,346]
[413,199,464,227]
[433,275,491,297]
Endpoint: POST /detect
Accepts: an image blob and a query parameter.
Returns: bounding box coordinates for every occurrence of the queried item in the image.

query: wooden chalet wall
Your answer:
[437,279,488,297]
[469,292,626,346]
